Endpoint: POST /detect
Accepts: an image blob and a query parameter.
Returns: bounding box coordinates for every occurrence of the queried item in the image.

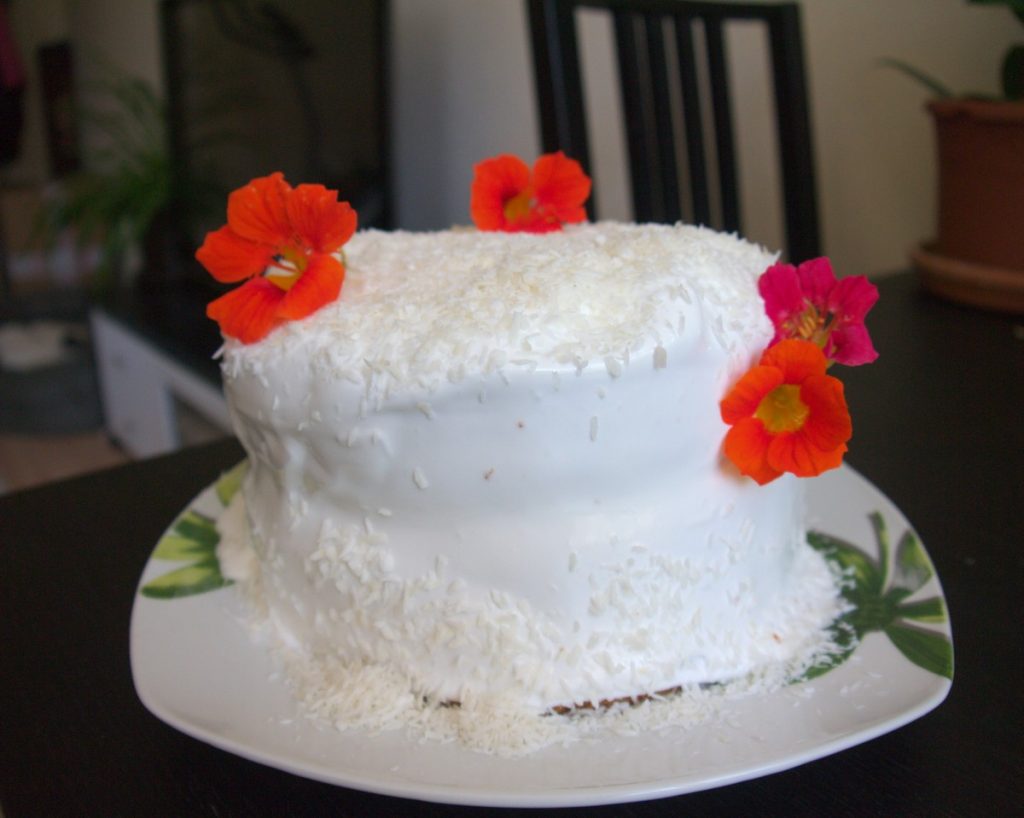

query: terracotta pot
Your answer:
[929,99,1024,271]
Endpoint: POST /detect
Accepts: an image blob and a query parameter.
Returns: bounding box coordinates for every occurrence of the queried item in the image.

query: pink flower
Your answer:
[758,258,879,366]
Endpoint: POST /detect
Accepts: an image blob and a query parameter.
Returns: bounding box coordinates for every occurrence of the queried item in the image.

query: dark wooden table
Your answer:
[3,273,1022,816]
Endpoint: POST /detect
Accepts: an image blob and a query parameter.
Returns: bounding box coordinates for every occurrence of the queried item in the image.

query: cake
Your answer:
[214,223,842,717]
[200,159,873,752]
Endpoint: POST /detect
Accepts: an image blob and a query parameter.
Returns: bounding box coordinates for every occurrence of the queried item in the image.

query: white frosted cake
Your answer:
[217,222,841,736]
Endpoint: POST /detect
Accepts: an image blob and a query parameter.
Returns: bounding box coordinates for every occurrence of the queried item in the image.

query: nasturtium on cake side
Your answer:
[720,257,879,484]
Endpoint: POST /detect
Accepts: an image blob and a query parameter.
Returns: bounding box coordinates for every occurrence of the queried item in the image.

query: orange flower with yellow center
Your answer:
[469,152,591,233]
[720,339,852,485]
[197,173,357,344]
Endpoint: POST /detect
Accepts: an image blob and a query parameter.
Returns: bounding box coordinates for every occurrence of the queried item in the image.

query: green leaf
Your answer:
[897,596,947,624]
[141,557,231,599]
[844,586,906,634]
[807,530,882,593]
[878,58,954,98]
[152,534,213,562]
[967,0,1024,15]
[171,510,219,550]
[868,512,890,595]
[891,528,934,593]
[885,622,954,680]
[215,459,249,506]
[152,510,218,560]
[1003,45,1024,100]
[795,618,859,682]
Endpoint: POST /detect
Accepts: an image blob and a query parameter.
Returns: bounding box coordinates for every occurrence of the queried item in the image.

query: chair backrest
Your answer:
[528,0,820,261]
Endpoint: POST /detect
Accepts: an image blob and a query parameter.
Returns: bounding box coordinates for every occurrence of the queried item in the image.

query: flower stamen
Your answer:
[755,384,809,433]
[503,190,534,224]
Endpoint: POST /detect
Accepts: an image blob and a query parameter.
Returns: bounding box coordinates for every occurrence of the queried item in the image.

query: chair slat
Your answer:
[673,15,710,226]
[644,15,682,223]
[528,0,597,218]
[703,16,740,233]
[613,12,656,222]
[769,5,820,261]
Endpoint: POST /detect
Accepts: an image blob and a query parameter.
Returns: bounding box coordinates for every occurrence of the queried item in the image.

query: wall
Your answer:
[5,0,1020,279]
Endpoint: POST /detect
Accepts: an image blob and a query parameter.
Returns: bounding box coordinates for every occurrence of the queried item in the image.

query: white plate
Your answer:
[130,464,953,808]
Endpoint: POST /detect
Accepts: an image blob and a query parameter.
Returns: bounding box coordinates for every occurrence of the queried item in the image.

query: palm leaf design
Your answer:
[802,512,953,681]
[141,460,248,599]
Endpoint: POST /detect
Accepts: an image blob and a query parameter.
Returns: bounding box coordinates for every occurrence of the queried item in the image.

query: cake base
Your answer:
[213,494,847,754]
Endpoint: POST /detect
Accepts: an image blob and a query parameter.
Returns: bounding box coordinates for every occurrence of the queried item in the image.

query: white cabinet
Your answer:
[90,309,231,458]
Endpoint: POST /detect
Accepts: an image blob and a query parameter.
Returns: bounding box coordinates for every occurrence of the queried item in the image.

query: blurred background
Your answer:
[0,0,1018,493]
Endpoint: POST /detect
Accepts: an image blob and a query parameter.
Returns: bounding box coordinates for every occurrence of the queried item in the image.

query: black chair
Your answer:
[528,0,820,261]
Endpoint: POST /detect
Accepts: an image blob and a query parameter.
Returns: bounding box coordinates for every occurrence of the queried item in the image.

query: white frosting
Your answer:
[220,223,842,719]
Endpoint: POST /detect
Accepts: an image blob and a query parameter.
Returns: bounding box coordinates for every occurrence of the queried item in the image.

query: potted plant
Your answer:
[886,0,1024,312]
[36,68,224,294]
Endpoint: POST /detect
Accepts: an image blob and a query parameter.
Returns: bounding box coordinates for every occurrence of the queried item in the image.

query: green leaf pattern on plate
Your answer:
[215,459,249,507]
[140,461,248,599]
[804,511,954,681]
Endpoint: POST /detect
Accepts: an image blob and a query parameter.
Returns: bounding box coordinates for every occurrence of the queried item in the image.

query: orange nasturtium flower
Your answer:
[720,339,852,485]
[197,173,357,344]
[470,151,591,233]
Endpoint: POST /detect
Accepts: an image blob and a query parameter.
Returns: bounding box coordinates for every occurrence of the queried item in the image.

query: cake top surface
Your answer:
[221,222,776,389]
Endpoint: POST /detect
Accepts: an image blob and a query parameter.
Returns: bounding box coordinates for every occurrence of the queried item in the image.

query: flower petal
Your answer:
[758,263,804,335]
[794,257,837,311]
[767,431,847,478]
[760,338,828,383]
[276,253,345,321]
[226,172,292,246]
[723,418,783,485]
[470,155,531,231]
[207,278,284,344]
[532,151,591,225]
[827,275,879,323]
[286,185,358,253]
[800,374,852,451]
[720,365,783,424]
[828,322,879,366]
[195,226,275,283]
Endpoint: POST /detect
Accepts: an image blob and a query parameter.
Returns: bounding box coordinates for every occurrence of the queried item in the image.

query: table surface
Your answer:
[2,273,1022,816]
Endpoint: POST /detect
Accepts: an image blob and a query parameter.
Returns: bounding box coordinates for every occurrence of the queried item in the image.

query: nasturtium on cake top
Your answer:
[198,172,357,344]
[469,150,590,233]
